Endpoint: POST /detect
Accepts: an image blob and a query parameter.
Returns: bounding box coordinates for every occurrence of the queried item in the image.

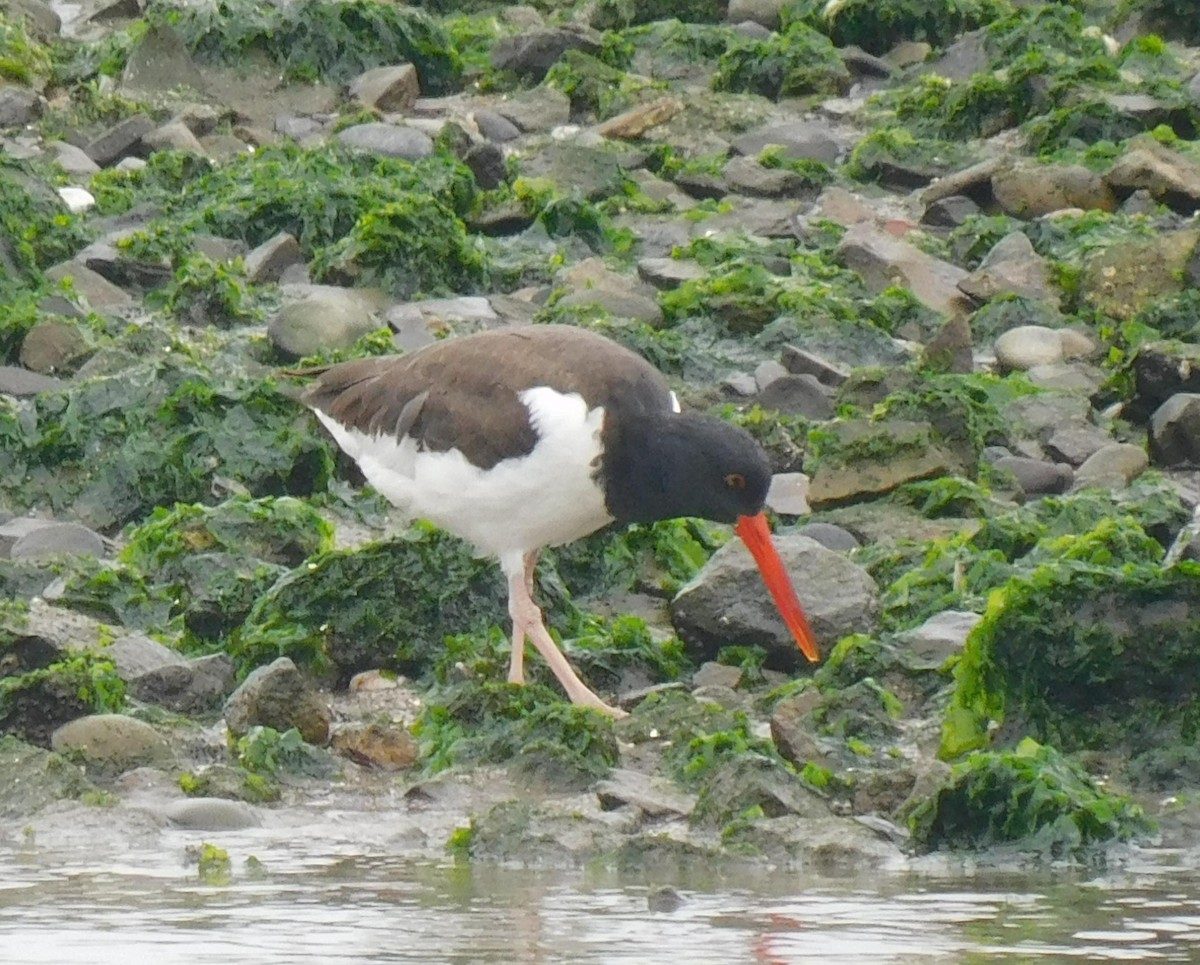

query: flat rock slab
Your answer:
[162,797,261,831]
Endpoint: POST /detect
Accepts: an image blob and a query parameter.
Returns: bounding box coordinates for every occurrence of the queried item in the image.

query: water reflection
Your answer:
[3,841,1200,963]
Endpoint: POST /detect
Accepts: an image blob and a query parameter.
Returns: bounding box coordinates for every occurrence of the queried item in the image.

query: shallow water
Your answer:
[5,828,1200,965]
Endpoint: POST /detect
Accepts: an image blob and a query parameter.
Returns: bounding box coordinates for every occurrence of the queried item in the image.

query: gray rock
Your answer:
[224,656,331,744]
[754,359,787,390]
[84,114,156,167]
[837,221,972,318]
[672,535,879,667]
[726,0,785,30]
[992,161,1115,217]
[993,456,1073,495]
[636,257,704,290]
[1151,393,1200,467]
[464,142,507,189]
[491,27,601,81]
[48,140,101,177]
[959,232,1054,303]
[45,261,134,310]
[793,522,859,552]
[6,0,60,39]
[140,120,205,155]
[163,797,261,831]
[336,122,433,160]
[780,345,848,386]
[731,19,772,39]
[926,29,988,82]
[921,194,981,228]
[0,86,41,127]
[104,632,184,678]
[494,87,571,132]
[1045,424,1114,466]
[0,738,94,820]
[922,313,974,374]
[596,768,697,817]
[193,234,246,264]
[130,652,235,713]
[765,473,810,516]
[51,714,174,777]
[993,325,1067,371]
[121,22,207,97]
[349,64,420,113]
[731,120,839,165]
[0,365,67,396]
[386,295,503,352]
[19,319,89,372]
[900,610,981,668]
[11,522,105,560]
[1073,442,1149,489]
[244,232,304,284]
[473,109,522,142]
[268,286,382,358]
[0,516,59,558]
[723,156,811,198]
[557,258,664,326]
[756,374,835,420]
[1105,141,1200,213]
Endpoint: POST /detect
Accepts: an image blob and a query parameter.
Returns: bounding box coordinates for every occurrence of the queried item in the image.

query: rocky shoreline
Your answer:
[3,0,1200,875]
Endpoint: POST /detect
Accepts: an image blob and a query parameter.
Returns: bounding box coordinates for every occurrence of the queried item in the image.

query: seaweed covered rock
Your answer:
[223,656,331,745]
[942,520,1200,761]
[713,21,850,100]
[415,681,618,789]
[0,735,97,819]
[231,527,510,678]
[910,739,1150,855]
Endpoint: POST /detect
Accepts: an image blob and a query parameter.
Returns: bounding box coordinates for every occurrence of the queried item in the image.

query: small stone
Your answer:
[992,161,1115,218]
[140,119,205,154]
[268,286,382,358]
[472,109,521,143]
[51,714,174,777]
[244,232,304,284]
[726,0,785,30]
[84,114,155,167]
[793,522,859,552]
[46,140,100,176]
[0,366,68,396]
[921,194,981,228]
[45,261,134,310]
[732,120,840,165]
[120,22,207,97]
[336,122,433,160]
[57,186,95,213]
[464,142,507,190]
[1073,442,1149,489]
[1150,393,1200,467]
[10,522,104,560]
[756,374,835,420]
[331,722,419,770]
[1045,424,1113,466]
[491,27,601,81]
[0,86,41,127]
[130,653,235,713]
[164,798,261,831]
[597,97,684,140]
[19,320,90,374]
[693,661,743,690]
[901,610,981,667]
[993,456,1073,495]
[636,257,704,290]
[349,64,420,113]
[596,768,696,818]
[958,231,1053,303]
[223,657,331,744]
[494,87,571,132]
[993,325,1067,371]
[780,345,848,386]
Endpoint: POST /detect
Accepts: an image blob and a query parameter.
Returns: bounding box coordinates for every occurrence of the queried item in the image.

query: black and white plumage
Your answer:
[295,324,818,716]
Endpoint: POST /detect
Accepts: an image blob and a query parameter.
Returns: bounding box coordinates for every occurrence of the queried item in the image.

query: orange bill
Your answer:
[734,512,820,664]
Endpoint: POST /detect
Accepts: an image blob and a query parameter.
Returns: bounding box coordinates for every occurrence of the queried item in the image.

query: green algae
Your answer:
[713,22,849,101]
[782,0,1011,55]
[943,548,1200,760]
[166,0,461,92]
[414,681,618,787]
[911,738,1150,854]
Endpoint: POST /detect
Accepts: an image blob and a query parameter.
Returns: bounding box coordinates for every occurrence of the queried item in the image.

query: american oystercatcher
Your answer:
[295,324,819,716]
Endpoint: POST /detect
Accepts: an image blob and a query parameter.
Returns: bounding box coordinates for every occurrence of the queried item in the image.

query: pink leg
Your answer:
[507,551,539,685]
[502,553,626,718]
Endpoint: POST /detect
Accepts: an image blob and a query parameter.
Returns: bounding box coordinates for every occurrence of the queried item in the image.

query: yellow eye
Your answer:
[725,473,746,491]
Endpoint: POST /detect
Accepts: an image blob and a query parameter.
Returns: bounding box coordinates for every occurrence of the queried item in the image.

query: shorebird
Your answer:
[294,324,819,716]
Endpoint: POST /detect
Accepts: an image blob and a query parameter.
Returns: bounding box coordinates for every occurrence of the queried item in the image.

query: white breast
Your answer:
[314,386,615,558]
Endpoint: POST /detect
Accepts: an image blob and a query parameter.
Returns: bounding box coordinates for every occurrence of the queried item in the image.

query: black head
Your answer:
[603,412,773,525]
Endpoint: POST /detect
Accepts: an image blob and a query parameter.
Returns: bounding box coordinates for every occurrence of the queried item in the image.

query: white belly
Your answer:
[314,386,615,558]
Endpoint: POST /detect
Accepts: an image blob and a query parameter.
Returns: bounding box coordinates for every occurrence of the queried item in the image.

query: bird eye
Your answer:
[725,473,746,490]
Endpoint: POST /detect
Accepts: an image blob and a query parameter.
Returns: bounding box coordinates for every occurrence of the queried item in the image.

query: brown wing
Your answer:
[295,325,675,471]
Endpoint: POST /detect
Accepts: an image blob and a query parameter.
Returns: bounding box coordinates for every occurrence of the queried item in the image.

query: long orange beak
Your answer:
[735,512,820,664]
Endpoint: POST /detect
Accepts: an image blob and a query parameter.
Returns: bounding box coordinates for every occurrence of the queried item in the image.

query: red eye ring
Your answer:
[725,473,746,491]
